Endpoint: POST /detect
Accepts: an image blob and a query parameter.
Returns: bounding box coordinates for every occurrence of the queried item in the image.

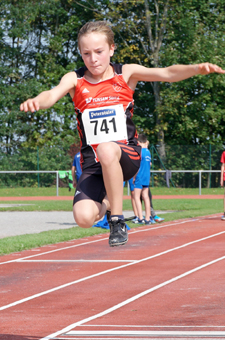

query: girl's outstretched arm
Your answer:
[123,62,225,89]
[20,72,77,112]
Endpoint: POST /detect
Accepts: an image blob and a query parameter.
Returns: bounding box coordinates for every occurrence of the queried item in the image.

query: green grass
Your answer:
[0,196,223,256]
[0,200,73,211]
[0,187,72,197]
[0,227,109,256]
[0,186,224,197]
[149,187,224,195]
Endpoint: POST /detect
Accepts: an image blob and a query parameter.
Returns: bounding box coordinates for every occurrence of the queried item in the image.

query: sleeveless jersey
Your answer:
[73,63,139,171]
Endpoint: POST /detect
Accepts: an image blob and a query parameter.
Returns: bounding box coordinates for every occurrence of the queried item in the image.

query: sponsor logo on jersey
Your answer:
[85,96,120,105]
[85,97,92,104]
[113,83,122,92]
[89,108,116,119]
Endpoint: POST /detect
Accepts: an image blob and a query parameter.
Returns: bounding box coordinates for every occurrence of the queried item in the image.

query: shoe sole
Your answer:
[109,238,128,247]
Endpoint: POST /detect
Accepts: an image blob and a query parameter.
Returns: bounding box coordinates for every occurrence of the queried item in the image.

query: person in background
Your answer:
[132,139,164,224]
[72,151,82,188]
[133,134,151,224]
[220,150,225,220]
[123,178,138,221]
[126,180,164,224]
[148,188,164,223]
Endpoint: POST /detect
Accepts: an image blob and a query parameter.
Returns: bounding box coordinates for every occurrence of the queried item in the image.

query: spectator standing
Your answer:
[72,151,82,187]
[133,134,151,224]
[124,178,138,220]
[148,188,164,223]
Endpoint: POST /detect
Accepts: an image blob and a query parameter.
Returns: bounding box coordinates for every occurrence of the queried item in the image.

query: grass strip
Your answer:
[0,198,223,256]
[0,227,109,256]
[0,186,224,197]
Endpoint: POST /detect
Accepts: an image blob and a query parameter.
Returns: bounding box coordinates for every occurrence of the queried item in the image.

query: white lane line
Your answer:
[40,255,225,340]
[0,218,204,266]
[84,324,225,328]
[0,237,109,266]
[1,230,224,312]
[64,330,225,336]
[17,260,136,263]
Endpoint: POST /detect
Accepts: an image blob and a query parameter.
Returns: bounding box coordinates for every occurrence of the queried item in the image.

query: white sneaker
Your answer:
[221,215,225,221]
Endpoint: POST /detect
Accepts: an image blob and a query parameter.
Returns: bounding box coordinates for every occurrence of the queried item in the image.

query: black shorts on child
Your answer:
[73,142,141,204]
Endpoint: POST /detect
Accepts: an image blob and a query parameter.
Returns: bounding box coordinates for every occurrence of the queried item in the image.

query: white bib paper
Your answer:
[82,104,128,145]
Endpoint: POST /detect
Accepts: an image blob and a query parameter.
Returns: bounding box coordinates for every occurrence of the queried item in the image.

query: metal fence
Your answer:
[0,171,60,196]
[150,170,221,195]
[0,170,221,196]
[0,144,223,190]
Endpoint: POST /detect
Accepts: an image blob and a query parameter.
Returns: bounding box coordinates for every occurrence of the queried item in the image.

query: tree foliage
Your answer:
[96,0,225,146]
[1,0,225,176]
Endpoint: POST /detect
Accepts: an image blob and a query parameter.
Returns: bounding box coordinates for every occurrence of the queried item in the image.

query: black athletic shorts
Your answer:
[73,142,141,205]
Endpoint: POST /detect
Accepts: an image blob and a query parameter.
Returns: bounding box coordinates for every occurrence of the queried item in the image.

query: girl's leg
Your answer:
[97,142,141,246]
[97,142,123,216]
[98,195,110,220]
[97,141,128,246]
[73,171,109,228]
[73,199,103,228]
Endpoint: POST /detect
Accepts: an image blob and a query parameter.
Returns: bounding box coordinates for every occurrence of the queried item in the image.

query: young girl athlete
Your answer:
[20,21,225,247]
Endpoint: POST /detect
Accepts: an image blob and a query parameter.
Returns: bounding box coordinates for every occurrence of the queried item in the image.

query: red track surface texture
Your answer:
[1,214,225,339]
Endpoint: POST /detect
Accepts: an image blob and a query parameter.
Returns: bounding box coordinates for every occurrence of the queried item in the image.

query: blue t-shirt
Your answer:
[135,148,151,187]
[73,152,82,181]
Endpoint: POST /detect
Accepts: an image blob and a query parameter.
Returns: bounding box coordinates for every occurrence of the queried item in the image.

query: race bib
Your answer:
[82,104,128,145]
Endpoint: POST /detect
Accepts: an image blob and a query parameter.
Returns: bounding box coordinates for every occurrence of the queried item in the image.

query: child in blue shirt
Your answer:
[72,151,82,187]
[133,134,151,224]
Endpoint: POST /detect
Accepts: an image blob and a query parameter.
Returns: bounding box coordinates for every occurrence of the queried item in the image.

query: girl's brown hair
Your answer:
[78,21,115,50]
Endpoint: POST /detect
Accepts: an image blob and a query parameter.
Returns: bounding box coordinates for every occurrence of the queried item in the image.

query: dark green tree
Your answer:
[0,0,95,172]
[96,0,225,148]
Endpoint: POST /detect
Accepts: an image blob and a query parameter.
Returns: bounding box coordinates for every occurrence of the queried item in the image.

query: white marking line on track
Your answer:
[52,338,224,340]
[17,260,136,263]
[40,254,225,340]
[1,229,225,312]
[84,324,225,328]
[0,237,109,266]
[63,330,225,337]
[0,216,213,266]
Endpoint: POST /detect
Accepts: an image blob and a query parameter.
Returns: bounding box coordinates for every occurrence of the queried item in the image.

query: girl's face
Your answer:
[79,32,114,78]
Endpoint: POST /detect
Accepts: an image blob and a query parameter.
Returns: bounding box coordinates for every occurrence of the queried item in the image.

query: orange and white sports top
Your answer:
[73,63,139,170]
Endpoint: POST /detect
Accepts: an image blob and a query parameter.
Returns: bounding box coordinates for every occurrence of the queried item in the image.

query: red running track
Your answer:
[1,214,225,339]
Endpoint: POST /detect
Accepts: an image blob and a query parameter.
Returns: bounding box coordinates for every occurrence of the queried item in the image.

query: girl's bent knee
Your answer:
[73,199,102,228]
[73,206,95,229]
[74,213,93,228]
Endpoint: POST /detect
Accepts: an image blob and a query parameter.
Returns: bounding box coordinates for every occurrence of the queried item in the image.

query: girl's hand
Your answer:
[198,63,225,75]
[20,99,39,112]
